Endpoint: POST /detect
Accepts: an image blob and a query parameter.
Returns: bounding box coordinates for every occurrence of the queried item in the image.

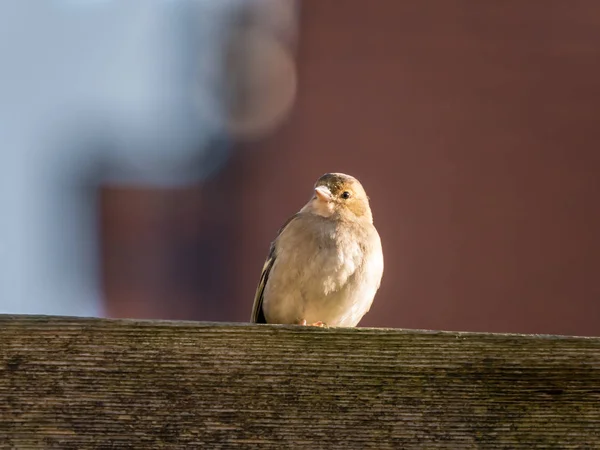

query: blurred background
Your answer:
[1,0,599,336]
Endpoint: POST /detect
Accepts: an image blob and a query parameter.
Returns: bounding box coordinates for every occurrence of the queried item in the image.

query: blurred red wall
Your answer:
[104,0,600,336]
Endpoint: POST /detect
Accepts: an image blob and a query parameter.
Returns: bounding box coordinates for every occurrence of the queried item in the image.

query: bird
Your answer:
[251,172,384,327]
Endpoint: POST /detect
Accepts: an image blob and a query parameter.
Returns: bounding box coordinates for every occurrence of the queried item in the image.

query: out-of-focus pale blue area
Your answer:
[0,0,251,316]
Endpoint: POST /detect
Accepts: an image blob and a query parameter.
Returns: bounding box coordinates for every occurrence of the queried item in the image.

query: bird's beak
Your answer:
[315,186,332,202]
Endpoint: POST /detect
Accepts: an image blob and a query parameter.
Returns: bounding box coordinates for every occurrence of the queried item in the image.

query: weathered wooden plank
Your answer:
[0,315,599,449]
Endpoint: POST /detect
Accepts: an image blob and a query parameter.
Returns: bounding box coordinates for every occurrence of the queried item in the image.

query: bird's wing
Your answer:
[251,214,299,323]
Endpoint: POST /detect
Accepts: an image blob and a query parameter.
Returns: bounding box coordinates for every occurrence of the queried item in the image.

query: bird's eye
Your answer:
[341,191,351,199]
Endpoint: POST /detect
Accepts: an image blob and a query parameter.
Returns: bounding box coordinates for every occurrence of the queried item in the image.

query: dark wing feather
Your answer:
[250,244,275,323]
[250,214,299,323]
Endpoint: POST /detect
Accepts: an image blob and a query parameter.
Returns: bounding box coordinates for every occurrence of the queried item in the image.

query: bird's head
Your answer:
[305,173,373,223]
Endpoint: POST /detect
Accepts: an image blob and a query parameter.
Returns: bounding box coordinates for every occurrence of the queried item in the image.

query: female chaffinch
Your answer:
[251,173,383,327]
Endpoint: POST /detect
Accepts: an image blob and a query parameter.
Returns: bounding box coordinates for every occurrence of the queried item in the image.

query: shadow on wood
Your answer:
[0,315,599,448]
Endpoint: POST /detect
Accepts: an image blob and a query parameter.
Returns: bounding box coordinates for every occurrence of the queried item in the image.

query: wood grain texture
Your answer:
[0,315,599,449]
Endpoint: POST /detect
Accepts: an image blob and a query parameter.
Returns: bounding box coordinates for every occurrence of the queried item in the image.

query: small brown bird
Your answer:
[251,173,384,327]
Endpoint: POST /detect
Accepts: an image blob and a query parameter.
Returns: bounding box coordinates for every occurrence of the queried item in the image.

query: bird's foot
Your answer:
[296,319,327,327]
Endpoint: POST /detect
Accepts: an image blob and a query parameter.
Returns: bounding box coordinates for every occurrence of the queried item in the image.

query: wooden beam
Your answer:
[0,315,599,448]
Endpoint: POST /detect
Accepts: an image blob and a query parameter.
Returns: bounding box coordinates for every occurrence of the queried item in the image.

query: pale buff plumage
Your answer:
[251,173,384,327]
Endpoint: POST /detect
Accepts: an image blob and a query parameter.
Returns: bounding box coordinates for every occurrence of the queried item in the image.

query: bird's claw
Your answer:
[296,319,327,327]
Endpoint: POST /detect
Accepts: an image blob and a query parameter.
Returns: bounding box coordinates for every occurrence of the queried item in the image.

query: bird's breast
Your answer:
[264,216,379,326]
[310,236,363,294]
